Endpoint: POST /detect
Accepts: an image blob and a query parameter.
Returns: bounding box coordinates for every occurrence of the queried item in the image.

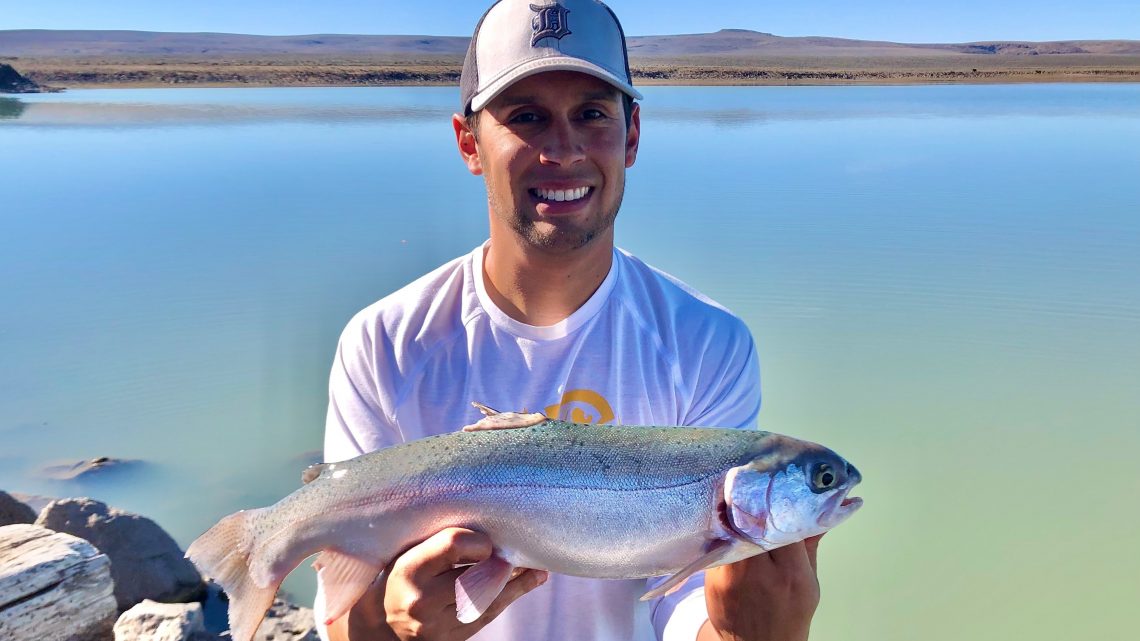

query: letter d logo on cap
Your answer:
[530,3,572,45]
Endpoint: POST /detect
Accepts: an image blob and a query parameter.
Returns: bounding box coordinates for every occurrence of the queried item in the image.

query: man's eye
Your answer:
[582,109,607,120]
[510,112,541,124]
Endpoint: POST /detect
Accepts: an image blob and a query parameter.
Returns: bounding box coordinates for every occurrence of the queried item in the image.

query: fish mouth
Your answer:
[817,487,864,529]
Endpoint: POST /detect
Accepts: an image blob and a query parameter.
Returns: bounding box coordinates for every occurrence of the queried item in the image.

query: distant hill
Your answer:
[0,30,471,57]
[626,29,1140,57]
[1,28,1138,58]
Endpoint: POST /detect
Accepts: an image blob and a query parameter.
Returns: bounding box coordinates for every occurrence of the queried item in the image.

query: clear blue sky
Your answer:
[2,0,1137,42]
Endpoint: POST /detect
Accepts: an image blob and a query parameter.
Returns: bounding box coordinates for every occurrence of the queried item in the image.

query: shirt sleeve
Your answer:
[652,321,762,641]
[324,315,404,463]
[682,321,761,430]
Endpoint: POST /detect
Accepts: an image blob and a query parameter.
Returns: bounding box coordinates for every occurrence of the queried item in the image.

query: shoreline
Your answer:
[21,74,1140,90]
[8,56,1140,90]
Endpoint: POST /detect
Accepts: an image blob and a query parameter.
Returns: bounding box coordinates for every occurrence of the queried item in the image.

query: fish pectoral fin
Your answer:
[462,403,548,432]
[454,553,515,623]
[640,539,734,602]
[313,550,384,626]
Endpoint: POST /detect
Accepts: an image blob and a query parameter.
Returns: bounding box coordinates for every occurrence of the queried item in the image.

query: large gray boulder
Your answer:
[35,498,206,610]
[113,600,210,641]
[0,523,117,641]
[0,491,37,526]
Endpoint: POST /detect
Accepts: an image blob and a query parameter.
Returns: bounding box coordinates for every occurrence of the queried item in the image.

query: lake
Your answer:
[2,83,1138,641]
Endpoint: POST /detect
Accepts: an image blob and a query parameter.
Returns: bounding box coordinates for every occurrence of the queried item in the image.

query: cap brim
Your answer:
[469,56,643,112]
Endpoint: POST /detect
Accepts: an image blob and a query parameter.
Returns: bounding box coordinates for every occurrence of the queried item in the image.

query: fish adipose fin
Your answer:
[640,539,734,602]
[185,509,278,641]
[314,550,385,626]
[454,553,515,623]
[301,462,329,484]
[463,401,548,432]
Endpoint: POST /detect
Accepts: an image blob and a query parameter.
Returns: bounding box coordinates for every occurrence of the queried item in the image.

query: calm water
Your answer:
[2,84,1138,640]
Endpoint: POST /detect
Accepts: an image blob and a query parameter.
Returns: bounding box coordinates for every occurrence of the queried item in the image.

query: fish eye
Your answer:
[812,463,837,491]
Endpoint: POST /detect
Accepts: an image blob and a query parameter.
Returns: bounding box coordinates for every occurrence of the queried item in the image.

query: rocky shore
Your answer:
[0,490,317,641]
[0,62,54,93]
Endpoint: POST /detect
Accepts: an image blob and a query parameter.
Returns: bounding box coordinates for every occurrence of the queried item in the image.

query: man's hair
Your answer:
[465,93,636,139]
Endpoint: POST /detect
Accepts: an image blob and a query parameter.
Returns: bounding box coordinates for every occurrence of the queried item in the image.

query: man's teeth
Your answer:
[532,187,590,202]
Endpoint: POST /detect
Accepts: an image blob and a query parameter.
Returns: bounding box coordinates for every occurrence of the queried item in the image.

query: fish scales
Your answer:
[187,418,863,641]
[261,423,782,576]
[327,420,778,491]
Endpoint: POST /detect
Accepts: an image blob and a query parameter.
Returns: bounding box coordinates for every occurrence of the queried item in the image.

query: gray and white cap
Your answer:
[460,0,643,114]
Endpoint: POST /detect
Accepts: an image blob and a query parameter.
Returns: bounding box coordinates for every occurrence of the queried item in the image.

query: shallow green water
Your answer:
[2,84,1138,639]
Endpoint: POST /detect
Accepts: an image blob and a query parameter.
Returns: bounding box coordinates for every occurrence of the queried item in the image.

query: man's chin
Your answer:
[515,220,610,253]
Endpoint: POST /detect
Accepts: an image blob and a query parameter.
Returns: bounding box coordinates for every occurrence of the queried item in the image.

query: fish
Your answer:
[186,406,863,641]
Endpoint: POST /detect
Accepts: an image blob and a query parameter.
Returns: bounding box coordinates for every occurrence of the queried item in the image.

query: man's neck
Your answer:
[482,232,615,327]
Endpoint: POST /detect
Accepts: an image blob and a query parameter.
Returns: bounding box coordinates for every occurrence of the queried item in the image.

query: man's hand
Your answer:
[329,528,548,641]
[699,534,824,641]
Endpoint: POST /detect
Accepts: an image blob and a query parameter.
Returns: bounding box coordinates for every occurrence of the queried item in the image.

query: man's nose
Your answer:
[539,118,586,166]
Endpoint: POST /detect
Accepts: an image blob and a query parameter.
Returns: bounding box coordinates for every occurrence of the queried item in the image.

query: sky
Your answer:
[1,0,1138,43]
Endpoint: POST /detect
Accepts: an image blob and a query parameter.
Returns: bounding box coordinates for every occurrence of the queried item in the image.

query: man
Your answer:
[319,1,823,640]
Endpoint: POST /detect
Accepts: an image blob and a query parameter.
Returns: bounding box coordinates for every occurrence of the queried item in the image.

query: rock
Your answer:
[199,583,230,637]
[254,599,319,641]
[0,523,117,641]
[113,600,211,641]
[0,63,44,93]
[39,457,145,482]
[0,491,37,526]
[7,492,56,515]
[35,498,206,611]
[201,585,316,641]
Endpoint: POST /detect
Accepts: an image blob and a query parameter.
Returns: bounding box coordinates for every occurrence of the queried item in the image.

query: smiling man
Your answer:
[319,1,823,641]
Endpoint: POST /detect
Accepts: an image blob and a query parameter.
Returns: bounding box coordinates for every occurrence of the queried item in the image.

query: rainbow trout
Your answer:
[187,409,863,641]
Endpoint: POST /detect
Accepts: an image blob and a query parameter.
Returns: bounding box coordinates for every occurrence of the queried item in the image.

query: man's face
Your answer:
[454,71,640,253]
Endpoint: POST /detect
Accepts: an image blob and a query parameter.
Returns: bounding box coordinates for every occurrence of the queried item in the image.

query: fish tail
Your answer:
[186,508,278,641]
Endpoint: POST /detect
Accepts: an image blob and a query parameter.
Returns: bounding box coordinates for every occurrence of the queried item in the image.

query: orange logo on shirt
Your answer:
[545,389,615,425]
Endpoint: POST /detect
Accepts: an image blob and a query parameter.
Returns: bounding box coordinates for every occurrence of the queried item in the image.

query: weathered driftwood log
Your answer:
[0,523,117,641]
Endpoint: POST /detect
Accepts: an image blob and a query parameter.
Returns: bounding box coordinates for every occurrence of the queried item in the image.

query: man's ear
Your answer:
[453,113,483,176]
[625,102,641,169]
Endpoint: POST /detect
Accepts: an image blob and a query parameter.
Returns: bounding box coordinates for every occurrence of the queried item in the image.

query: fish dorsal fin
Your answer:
[639,539,734,601]
[301,463,330,485]
[454,553,515,623]
[464,401,548,432]
[313,550,384,626]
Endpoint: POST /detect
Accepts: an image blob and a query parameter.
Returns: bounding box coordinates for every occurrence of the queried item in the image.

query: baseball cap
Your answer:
[460,0,643,114]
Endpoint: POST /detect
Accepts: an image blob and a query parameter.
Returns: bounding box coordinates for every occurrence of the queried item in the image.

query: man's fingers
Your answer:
[398,528,493,582]
[465,569,549,630]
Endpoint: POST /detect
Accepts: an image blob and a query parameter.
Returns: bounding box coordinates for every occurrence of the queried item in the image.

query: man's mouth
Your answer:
[529,187,592,203]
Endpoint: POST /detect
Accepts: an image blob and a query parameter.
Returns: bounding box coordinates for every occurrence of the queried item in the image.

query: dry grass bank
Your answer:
[6,53,1140,89]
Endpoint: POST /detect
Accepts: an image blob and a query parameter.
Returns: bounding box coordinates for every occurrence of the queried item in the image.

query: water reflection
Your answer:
[0,101,454,127]
[5,84,1139,129]
[0,97,27,119]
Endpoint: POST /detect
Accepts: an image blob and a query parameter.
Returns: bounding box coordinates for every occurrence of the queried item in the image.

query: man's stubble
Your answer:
[484,174,625,254]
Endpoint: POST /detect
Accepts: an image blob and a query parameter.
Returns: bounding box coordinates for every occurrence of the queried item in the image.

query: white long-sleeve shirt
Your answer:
[316,242,761,641]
